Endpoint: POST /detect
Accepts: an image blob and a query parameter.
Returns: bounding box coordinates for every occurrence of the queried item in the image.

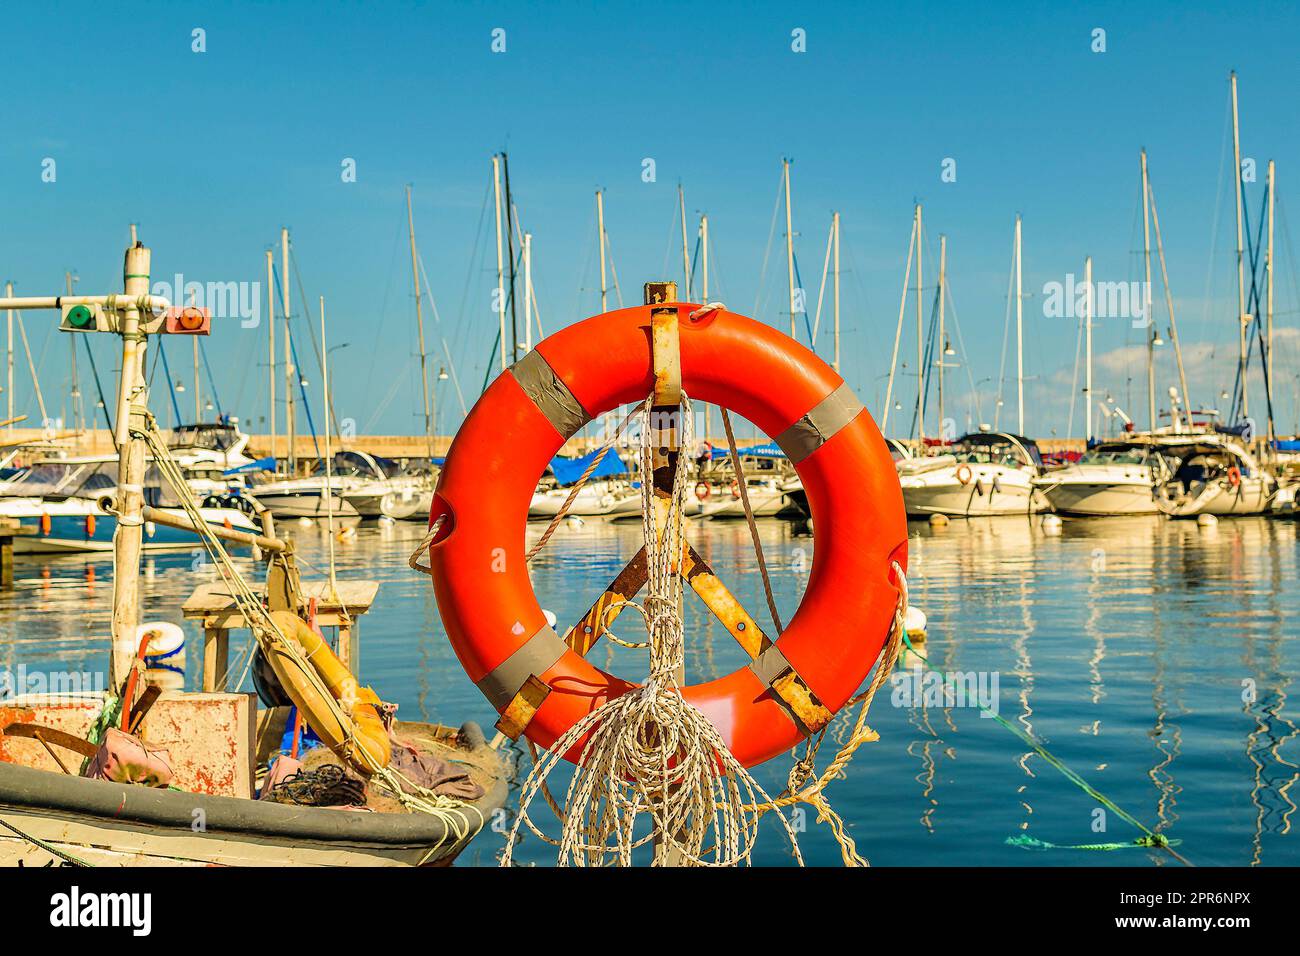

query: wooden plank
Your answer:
[183,579,379,617]
[562,547,648,655]
[202,627,229,693]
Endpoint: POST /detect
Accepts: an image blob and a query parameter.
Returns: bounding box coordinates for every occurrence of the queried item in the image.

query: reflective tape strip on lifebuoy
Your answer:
[424,304,908,769]
[956,464,973,486]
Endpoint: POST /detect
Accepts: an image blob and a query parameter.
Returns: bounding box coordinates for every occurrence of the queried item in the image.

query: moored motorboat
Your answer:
[1034,440,1167,515]
[898,432,1051,517]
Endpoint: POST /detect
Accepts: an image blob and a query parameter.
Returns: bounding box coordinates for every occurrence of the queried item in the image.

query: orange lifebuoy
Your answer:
[39,513,51,536]
[1227,465,1242,487]
[730,478,742,500]
[424,303,907,769]
[694,480,711,501]
[956,464,973,486]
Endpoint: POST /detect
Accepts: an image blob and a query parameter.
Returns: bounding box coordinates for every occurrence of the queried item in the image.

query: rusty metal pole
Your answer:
[644,280,687,865]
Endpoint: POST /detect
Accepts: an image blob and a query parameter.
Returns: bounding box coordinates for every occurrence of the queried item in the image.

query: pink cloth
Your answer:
[84,727,173,788]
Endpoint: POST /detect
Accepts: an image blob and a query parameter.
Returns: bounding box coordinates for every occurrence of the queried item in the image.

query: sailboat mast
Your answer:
[1147,176,1193,418]
[5,282,11,433]
[833,211,841,374]
[407,185,435,463]
[1085,255,1093,442]
[882,218,917,434]
[916,204,924,441]
[596,190,608,313]
[701,212,712,442]
[1015,214,1024,435]
[678,184,691,300]
[1266,159,1276,443]
[266,250,276,461]
[492,154,507,372]
[784,159,796,338]
[189,336,198,421]
[937,233,947,436]
[502,153,519,366]
[1230,71,1249,419]
[282,227,295,475]
[1141,149,1156,432]
[523,232,533,352]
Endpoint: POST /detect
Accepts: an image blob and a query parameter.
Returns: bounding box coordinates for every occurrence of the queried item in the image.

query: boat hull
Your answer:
[0,720,506,867]
[1040,481,1160,516]
[901,468,1049,517]
[252,489,362,526]
[1162,477,1274,517]
[0,500,259,554]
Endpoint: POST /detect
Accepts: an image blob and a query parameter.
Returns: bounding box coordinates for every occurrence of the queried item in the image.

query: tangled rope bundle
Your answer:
[503,395,808,866]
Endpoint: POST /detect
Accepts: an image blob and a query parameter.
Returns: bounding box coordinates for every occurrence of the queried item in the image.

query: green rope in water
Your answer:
[899,632,1188,863]
[1005,834,1182,852]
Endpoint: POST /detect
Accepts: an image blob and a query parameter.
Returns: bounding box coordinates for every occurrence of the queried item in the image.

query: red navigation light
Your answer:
[164,306,210,335]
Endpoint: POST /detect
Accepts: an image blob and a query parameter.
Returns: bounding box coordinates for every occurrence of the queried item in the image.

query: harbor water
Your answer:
[2,515,1296,867]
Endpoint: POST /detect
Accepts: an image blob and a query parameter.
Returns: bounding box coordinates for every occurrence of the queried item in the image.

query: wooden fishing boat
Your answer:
[0,709,507,867]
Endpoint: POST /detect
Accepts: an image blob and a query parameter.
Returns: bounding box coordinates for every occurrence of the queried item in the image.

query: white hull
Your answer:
[1162,477,1274,517]
[344,485,433,520]
[529,483,622,518]
[901,466,1049,517]
[1041,481,1160,515]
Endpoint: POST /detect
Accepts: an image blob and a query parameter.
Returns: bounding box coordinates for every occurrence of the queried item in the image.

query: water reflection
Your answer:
[0,513,1295,865]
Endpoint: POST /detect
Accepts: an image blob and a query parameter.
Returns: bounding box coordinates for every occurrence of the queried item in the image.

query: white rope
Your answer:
[501,393,803,866]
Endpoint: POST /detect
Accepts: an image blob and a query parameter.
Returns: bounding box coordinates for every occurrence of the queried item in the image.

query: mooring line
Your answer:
[899,631,1192,866]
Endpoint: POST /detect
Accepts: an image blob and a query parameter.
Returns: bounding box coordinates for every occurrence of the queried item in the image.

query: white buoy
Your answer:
[1041,514,1063,534]
[121,621,185,667]
[1197,513,1218,528]
[904,605,928,637]
[543,608,558,629]
[298,516,314,528]
[565,515,585,530]
[928,513,949,528]
[377,515,396,528]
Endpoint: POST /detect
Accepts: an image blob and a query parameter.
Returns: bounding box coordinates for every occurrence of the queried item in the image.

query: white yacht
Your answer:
[1154,432,1277,517]
[898,432,1051,517]
[251,450,435,522]
[1034,440,1168,515]
[0,457,259,552]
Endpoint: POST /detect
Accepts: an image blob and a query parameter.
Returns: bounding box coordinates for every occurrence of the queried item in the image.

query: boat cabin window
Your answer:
[1081,448,1147,465]
[168,425,240,452]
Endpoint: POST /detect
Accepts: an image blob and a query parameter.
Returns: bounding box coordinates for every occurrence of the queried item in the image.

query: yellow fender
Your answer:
[263,610,391,775]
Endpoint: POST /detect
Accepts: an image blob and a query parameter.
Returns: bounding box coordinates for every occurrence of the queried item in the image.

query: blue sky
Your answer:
[2,1,1297,440]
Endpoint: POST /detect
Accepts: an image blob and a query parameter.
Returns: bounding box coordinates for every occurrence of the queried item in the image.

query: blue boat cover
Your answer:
[549,448,629,485]
[730,441,787,459]
[223,456,277,476]
[1275,440,1300,452]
